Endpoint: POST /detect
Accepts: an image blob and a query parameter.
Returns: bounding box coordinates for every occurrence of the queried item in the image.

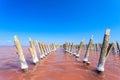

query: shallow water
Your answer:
[0,46,120,80]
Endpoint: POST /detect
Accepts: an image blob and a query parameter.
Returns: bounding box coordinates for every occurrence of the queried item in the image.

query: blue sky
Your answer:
[0,0,120,45]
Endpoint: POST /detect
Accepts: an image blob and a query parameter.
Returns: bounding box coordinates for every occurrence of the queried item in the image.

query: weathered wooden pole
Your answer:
[111,43,116,54]
[70,42,74,54]
[63,42,67,53]
[83,44,86,50]
[116,41,120,53]
[14,35,28,72]
[41,43,46,58]
[95,43,98,51]
[53,43,56,51]
[28,48,37,64]
[54,44,56,50]
[51,43,55,52]
[28,38,39,65]
[67,42,70,52]
[75,40,84,58]
[50,44,53,52]
[99,43,102,51]
[49,44,51,52]
[48,44,51,53]
[46,44,49,54]
[37,41,45,59]
[93,44,96,51]
[44,43,47,56]
[97,29,114,72]
[52,43,55,51]
[46,44,49,53]
[42,43,47,56]
[36,40,42,58]
[53,43,55,51]
[83,35,93,65]
[40,42,45,58]
[51,44,53,52]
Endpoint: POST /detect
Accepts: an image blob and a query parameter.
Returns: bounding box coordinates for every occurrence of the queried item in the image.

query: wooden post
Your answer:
[44,43,47,56]
[41,42,46,58]
[99,43,102,51]
[93,44,96,51]
[83,35,93,65]
[64,42,68,52]
[36,41,44,59]
[75,40,84,58]
[67,43,70,53]
[70,42,74,54]
[36,40,42,59]
[48,44,51,53]
[116,41,120,53]
[97,29,114,72]
[51,43,54,52]
[95,43,98,51]
[50,44,52,52]
[46,44,49,54]
[52,43,54,52]
[53,43,56,51]
[111,42,116,54]
[14,35,28,72]
[28,38,39,65]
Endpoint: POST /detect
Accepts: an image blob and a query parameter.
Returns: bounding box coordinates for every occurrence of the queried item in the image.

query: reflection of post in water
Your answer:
[83,35,93,65]
[28,38,39,65]
[97,29,114,73]
[14,35,28,72]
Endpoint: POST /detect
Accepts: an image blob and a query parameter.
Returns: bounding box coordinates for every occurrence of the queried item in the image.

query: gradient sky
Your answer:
[0,0,120,45]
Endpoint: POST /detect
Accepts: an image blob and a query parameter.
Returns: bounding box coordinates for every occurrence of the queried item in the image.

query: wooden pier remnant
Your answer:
[67,43,71,53]
[116,41,120,53]
[70,42,74,54]
[28,38,39,65]
[41,43,46,58]
[14,35,28,72]
[83,35,93,65]
[36,40,42,58]
[97,29,114,72]
[74,40,84,58]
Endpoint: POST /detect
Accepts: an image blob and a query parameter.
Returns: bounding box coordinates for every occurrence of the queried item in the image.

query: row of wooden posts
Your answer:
[63,29,119,73]
[13,29,120,73]
[14,35,57,72]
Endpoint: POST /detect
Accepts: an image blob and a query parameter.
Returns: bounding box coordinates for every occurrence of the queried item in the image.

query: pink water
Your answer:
[0,46,120,80]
